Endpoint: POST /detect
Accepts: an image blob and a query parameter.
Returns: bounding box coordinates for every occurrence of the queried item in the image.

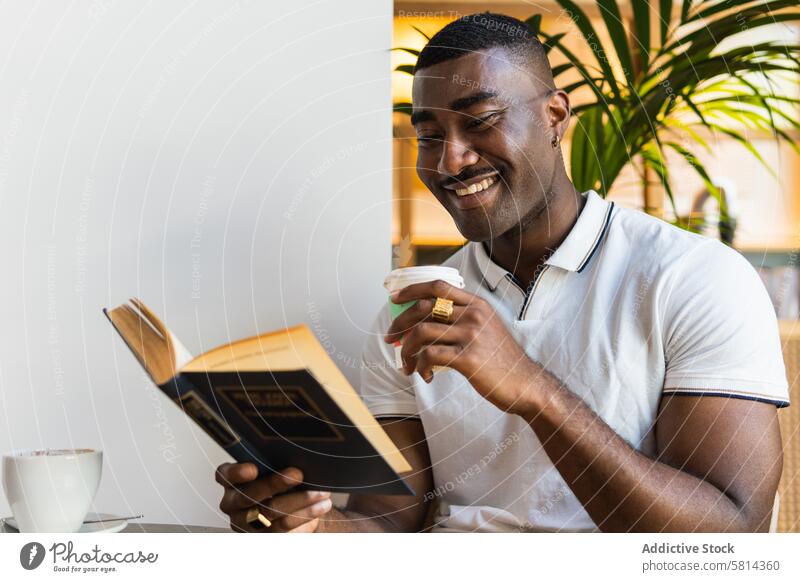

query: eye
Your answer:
[416,135,442,148]
[467,111,501,130]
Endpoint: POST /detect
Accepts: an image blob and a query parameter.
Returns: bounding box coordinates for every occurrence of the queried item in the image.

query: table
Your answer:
[1,519,230,533]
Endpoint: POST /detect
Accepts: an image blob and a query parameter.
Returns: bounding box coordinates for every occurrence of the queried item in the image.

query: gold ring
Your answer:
[245,507,272,530]
[431,297,454,324]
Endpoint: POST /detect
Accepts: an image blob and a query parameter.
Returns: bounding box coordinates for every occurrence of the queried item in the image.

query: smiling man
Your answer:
[216,13,789,533]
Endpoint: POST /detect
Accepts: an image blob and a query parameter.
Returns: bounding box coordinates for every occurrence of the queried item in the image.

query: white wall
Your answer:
[0,0,393,526]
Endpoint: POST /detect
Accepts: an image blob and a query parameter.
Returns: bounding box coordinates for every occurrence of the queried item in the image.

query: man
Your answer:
[216,13,789,532]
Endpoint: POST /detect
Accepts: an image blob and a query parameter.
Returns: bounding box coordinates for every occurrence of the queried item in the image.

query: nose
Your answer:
[437,136,479,178]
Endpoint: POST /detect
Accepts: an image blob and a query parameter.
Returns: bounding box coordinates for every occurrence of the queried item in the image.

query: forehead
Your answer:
[411,48,538,111]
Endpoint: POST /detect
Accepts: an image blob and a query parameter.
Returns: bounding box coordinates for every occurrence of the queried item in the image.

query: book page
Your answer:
[167,330,194,370]
[182,327,308,372]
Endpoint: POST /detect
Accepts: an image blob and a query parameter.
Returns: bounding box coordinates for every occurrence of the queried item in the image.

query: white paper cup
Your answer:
[2,449,102,532]
[384,266,465,371]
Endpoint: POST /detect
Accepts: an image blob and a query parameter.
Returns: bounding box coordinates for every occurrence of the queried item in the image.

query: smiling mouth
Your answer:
[453,174,499,197]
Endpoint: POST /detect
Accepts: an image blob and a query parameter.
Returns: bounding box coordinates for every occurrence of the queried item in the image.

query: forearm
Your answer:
[520,364,755,532]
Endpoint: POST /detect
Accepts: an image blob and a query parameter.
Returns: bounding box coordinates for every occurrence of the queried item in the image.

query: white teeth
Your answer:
[455,175,497,196]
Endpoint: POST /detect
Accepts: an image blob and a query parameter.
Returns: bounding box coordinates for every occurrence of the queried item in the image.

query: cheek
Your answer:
[416,153,451,201]
[416,147,438,178]
[477,129,517,168]
[492,120,539,163]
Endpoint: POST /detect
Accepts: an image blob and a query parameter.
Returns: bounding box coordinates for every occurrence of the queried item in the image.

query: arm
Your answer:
[386,278,785,533]
[216,418,434,533]
[518,368,783,532]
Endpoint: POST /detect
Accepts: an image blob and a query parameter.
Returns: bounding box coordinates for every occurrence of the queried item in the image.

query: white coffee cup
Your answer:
[384,266,465,371]
[2,449,102,532]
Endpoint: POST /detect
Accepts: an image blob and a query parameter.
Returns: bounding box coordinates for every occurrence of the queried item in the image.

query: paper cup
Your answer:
[384,266,465,371]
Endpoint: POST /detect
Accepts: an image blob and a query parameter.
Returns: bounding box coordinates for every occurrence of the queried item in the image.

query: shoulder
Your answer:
[606,205,757,285]
[608,204,712,263]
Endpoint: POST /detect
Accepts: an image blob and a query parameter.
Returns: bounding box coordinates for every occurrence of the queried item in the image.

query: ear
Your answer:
[546,90,571,140]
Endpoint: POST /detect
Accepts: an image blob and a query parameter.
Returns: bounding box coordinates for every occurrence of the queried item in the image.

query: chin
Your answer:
[452,217,501,243]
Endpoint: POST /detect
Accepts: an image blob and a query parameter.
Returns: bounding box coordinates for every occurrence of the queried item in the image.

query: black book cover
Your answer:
[163,369,414,496]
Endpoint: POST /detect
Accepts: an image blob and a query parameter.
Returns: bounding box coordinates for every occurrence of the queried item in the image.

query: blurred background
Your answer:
[391,0,800,532]
[391,1,800,320]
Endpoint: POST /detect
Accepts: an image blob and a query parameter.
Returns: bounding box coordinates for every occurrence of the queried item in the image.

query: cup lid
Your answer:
[384,266,465,293]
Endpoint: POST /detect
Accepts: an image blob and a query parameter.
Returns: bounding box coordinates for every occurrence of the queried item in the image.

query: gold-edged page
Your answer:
[180,325,310,373]
[106,303,175,386]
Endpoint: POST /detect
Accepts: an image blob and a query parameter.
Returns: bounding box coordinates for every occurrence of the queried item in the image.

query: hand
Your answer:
[384,279,537,416]
[215,463,333,533]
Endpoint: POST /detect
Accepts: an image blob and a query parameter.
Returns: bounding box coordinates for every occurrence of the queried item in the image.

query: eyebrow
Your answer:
[410,109,434,126]
[410,90,501,126]
[450,90,500,112]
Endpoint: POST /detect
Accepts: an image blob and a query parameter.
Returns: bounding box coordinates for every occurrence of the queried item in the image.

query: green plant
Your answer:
[394,1,800,222]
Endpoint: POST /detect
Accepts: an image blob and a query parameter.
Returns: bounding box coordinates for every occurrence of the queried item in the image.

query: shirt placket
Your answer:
[519,266,555,320]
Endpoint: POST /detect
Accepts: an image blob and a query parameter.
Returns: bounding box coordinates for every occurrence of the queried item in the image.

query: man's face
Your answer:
[411,48,559,242]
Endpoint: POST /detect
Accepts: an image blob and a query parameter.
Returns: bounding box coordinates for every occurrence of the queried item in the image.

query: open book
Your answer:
[104,299,413,495]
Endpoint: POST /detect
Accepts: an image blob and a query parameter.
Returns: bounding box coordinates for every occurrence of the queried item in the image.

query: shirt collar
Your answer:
[473,190,615,291]
[474,236,510,291]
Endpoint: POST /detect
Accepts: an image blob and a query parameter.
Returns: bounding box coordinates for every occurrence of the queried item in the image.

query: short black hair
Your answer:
[414,12,553,87]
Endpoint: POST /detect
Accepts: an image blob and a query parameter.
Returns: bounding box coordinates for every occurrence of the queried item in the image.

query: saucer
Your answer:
[2,512,128,533]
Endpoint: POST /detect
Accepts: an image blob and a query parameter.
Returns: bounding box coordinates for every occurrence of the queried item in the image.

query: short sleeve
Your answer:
[661,239,789,407]
[358,304,419,418]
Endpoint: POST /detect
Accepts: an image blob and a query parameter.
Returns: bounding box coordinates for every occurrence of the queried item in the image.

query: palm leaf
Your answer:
[541,32,568,54]
[706,124,776,176]
[411,26,431,41]
[596,0,636,86]
[539,30,623,125]
[631,0,652,72]
[552,63,576,78]
[663,140,721,204]
[570,108,603,192]
[680,0,694,23]
[390,1,800,222]
[553,0,625,104]
[659,0,673,47]
[661,7,800,55]
[525,14,543,35]
[686,0,796,24]
[393,102,413,115]
[392,47,420,58]
[641,141,678,215]
[662,117,711,152]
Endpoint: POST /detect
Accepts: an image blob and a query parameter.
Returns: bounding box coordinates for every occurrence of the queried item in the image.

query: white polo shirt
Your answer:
[358,190,789,532]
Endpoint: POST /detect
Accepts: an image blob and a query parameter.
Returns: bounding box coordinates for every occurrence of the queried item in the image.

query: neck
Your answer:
[484,171,584,288]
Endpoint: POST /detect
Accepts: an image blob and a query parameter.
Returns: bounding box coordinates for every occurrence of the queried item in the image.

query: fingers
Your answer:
[218,467,303,514]
[391,279,472,306]
[265,491,333,532]
[215,462,258,486]
[384,298,434,343]
[385,300,470,343]
[281,508,328,532]
[229,490,332,533]
[416,344,462,382]
[399,321,465,375]
[264,490,330,516]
